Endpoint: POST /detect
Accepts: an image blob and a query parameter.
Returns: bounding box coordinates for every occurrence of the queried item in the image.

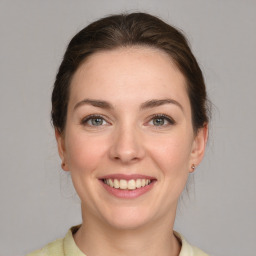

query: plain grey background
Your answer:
[0,0,255,255]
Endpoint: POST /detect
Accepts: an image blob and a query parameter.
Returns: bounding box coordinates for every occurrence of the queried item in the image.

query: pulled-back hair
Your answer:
[52,12,210,133]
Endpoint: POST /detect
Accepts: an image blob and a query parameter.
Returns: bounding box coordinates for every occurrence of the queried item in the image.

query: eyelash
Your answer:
[80,114,176,127]
[81,114,109,127]
[148,114,176,127]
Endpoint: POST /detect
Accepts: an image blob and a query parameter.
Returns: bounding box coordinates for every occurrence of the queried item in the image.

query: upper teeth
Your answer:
[103,179,152,190]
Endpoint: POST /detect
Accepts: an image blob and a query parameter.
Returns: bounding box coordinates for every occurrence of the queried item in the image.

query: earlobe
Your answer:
[189,124,208,173]
[190,163,196,172]
[55,129,69,171]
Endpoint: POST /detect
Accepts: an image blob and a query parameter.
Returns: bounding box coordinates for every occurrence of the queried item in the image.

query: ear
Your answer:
[55,128,69,171]
[189,124,208,173]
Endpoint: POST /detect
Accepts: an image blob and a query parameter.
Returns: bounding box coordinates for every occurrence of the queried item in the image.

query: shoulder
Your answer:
[26,225,82,256]
[174,231,210,256]
[26,237,64,256]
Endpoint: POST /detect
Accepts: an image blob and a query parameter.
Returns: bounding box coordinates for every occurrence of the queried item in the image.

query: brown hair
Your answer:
[51,12,210,133]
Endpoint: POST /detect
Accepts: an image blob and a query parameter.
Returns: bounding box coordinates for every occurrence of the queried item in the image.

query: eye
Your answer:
[148,114,175,127]
[81,115,108,127]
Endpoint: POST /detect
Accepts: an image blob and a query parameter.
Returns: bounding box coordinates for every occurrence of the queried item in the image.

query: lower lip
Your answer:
[100,180,156,199]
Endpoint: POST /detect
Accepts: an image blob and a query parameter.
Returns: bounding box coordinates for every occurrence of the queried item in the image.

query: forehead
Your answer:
[69,46,189,109]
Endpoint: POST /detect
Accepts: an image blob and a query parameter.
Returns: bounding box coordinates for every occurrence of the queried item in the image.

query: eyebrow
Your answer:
[73,98,183,112]
[74,99,113,111]
[140,99,184,112]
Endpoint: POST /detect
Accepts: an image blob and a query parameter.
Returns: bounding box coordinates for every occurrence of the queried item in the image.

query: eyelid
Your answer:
[80,114,110,126]
[146,113,176,126]
[80,113,175,127]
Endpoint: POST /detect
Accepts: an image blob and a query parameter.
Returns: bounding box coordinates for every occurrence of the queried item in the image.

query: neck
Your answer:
[74,206,181,256]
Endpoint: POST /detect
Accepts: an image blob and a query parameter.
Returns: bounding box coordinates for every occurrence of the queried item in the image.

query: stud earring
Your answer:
[191,164,196,170]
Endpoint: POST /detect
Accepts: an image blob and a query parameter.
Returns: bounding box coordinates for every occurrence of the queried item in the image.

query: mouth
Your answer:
[99,175,156,199]
[102,178,153,190]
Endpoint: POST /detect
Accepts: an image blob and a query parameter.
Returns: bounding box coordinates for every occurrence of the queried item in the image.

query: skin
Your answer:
[56,46,208,256]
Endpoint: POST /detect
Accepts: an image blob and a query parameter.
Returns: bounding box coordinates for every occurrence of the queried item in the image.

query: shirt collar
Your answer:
[63,225,207,256]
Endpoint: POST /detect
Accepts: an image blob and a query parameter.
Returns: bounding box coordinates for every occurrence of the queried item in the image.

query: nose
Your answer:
[109,125,145,164]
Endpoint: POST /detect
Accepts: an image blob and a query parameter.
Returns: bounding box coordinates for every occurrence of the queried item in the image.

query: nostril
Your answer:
[109,131,146,163]
[111,149,141,163]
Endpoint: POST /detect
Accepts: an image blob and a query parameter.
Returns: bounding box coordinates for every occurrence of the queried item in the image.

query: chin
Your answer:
[99,206,156,230]
[107,216,150,231]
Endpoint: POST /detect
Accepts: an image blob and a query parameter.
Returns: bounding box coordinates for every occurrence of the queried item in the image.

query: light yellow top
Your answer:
[27,226,209,256]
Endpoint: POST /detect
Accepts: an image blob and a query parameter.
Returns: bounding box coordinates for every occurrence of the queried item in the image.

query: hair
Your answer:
[51,12,210,134]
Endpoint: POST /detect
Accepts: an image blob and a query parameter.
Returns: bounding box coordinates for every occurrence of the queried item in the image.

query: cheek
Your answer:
[147,131,192,174]
[65,131,109,173]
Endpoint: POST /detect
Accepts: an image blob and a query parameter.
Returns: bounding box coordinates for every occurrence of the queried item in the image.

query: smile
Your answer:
[99,174,156,199]
[103,178,152,190]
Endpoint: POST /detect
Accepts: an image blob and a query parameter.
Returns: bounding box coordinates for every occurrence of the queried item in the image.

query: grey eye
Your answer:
[90,117,105,126]
[148,114,175,127]
[81,115,108,126]
[152,117,166,126]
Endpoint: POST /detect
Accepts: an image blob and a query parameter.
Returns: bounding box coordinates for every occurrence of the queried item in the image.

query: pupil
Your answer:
[92,118,103,126]
[154,118,164,126]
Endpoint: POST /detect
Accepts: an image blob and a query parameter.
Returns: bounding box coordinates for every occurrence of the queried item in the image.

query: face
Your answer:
[56,47,207,230]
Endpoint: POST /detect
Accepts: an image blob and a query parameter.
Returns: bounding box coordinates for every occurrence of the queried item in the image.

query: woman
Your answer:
[28,12,210,256]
